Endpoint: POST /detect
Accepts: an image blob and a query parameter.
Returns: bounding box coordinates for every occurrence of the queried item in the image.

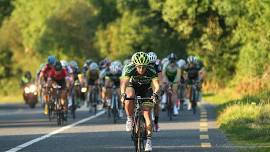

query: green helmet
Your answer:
[131,52,150,66]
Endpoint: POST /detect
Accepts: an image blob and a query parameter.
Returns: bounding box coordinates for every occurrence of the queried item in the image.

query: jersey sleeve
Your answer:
[121,63,134,79]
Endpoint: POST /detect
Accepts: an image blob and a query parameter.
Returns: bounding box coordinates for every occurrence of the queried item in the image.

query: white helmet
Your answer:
[60,60,68,68]
[177,59,186,68]
[113,60,123,68]
[148,52,157,63]
[161,58,169,65]
[109,63,120,74]
[89,62,99,70]
[187,56,197,64]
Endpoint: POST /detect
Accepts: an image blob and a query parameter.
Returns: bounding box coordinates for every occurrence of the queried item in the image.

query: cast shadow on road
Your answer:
[0,128,240,152]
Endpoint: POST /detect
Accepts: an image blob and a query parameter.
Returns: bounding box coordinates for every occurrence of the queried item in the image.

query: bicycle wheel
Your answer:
[167,93,173,120]
[136,118,143,152]
[112,97,118,123]
[92,88,97,115]
[191,86,197,114]
[71,95,76,119]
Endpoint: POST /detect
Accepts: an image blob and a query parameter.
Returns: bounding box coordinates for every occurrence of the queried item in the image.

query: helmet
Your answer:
[177,59,186,68]
[147,52,157,63]
[131,52,150,66]
[60,60,68,68]
[168,53,176,63]
[161,58,169,65]
[99,58,111,69]
[69,60,78,68]
[110,63,120,74]
[187,56,197,64]
[47,56,56,65]
[89,62,99,70]
[111,60,123,69]
[55,61,62,71]
[85,59,93,66]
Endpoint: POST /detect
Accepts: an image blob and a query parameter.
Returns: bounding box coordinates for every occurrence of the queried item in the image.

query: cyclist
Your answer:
[48,61,68,120]
[177,59,188,110]
[103,61,123,117]
[82,59,93,74]
[99,58,111,106]
[86,62,100,107]
[121,52,160,151]
[21,71,32,87]
[148,51,162,132]
[185,56,205,109]
[162,53,181,116]
[39,56,57,115]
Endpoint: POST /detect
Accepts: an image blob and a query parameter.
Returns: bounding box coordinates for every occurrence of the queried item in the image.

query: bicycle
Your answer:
[188,80,200,114]
[87,84,99,115]
[165,83,174,120]
[70,80,81,119]
[178,80,186,111]
[126,96,154,152]
[110,85,120,123]
[42,83,55,121]
[52,84,66,126]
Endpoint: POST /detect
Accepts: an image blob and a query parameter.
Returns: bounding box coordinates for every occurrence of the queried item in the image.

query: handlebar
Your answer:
[125,97,153,101]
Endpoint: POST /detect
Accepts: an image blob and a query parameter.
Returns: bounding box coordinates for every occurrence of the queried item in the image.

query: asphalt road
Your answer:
[0,102,237,152]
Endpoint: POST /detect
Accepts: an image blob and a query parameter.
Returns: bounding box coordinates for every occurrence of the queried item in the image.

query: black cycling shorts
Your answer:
[128,82,152,97]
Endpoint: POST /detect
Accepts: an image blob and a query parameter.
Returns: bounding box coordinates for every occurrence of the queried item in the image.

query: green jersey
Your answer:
[121,63,158,87]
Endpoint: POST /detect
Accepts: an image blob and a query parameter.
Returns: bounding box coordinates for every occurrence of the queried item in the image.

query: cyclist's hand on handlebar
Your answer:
[120,93,126,103]
[152,93,160,104]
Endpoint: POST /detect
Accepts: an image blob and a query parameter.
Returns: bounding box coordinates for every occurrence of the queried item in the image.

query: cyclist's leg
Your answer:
[124,85,135,132]
[124,86,135,117]
[172,84,179,115]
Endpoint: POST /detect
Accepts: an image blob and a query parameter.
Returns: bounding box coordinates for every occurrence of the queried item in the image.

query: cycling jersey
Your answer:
[122,63,158,89]
[40,64,54,81]
[49,69,67,81]
[150,61,162,74]
[86,69,99,85]
[105,71,122,87]
[49,68,67,88]
[162,63,181,83]
[185,63,203,80]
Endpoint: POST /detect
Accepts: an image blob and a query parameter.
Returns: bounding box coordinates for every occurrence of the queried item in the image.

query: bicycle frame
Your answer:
[126,96,153,152]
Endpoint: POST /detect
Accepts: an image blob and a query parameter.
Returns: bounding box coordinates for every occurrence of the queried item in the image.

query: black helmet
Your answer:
[168,53,176,63]
[54,61,62,71]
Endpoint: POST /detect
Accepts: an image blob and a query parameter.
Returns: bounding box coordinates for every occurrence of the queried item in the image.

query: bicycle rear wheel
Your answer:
[167,93,173,120]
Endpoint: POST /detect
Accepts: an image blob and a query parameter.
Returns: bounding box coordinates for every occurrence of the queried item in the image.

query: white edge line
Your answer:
[5,110,105,152]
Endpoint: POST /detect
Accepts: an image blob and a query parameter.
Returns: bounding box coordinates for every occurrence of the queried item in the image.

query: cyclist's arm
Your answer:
[162,66,169,83]
[104,76,111,88]
[199,67,206,81]
[120,76,129,95]
[151,77,160,95]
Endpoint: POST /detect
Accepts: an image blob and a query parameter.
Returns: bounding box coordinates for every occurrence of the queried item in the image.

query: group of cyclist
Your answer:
[31,51,204,151]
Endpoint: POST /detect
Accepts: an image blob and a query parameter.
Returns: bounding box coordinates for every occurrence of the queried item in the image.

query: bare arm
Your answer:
[151,78,160,95]
[120,77,130,95]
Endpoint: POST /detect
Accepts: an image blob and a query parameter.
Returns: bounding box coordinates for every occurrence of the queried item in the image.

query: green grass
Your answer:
[208,90,270,152]
[0,77,23,103]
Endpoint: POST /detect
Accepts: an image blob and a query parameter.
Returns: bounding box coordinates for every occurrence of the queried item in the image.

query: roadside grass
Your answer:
[207,90,270,152]
[0,77,23,103]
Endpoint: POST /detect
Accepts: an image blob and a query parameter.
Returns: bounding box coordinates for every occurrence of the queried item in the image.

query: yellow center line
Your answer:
[200,135,209,140]
[201,142,212,148]
[200,118,208,122]
[200,127,208,132]
[200,111,207,114]
[200,122,208,127]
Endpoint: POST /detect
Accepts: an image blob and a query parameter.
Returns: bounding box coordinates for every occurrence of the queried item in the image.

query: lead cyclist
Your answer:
[121,52,160,152]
